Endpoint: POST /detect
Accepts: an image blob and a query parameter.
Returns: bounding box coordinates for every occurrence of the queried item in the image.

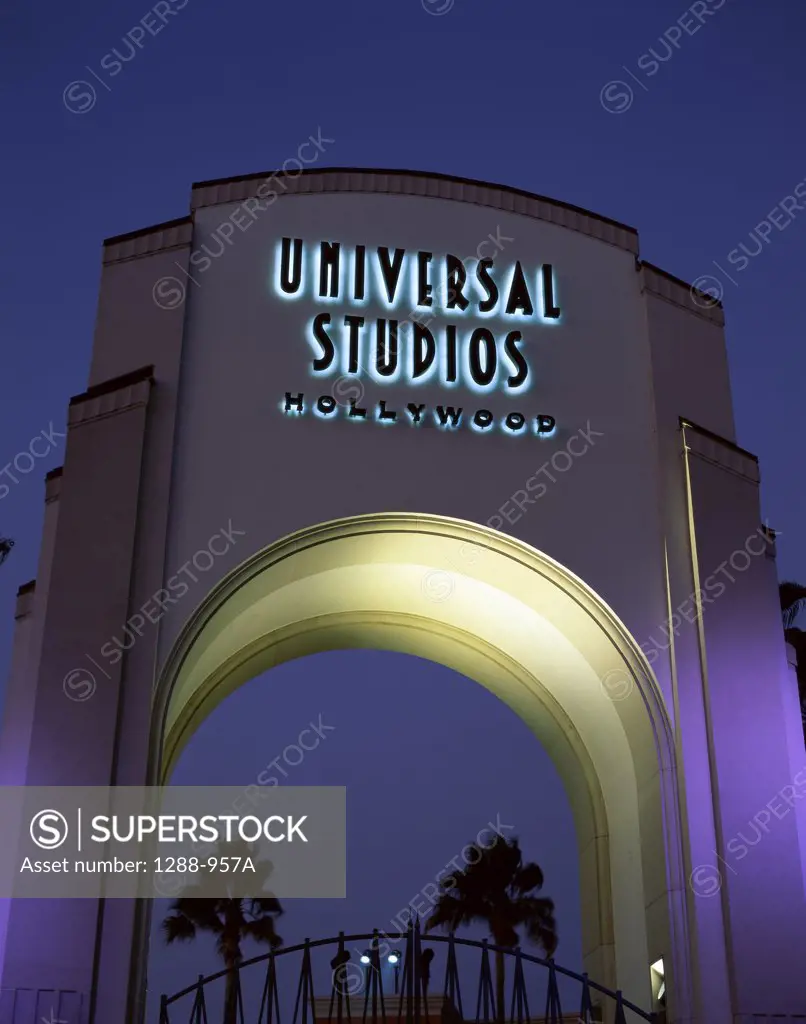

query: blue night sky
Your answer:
[1,0,805,1013]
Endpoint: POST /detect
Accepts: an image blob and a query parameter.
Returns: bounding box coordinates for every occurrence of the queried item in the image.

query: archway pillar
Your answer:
[679,426,806,1018]
[0,370,154,1021]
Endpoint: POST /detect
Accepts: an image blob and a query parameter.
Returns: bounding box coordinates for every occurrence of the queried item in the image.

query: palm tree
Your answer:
[162,838,283,1024]
[425,835,557,1024]
[780,581,806,738]
[0,537,13,567]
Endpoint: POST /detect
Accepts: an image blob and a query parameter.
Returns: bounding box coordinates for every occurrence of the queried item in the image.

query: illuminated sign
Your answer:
[274,238,559,437]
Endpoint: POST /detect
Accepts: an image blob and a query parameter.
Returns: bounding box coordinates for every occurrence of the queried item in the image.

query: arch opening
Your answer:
[148,512,686,1013]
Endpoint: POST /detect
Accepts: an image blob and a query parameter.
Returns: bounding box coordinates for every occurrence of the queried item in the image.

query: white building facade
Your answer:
[1,168,804,1024]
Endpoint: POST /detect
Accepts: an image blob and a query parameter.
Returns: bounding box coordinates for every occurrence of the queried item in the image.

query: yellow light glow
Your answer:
[152,511,677,1011]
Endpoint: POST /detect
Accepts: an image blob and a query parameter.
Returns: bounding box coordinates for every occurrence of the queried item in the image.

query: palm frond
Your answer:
[168,898,223,933]
[159,837,284,971]
[511,862,544,895]
[424,895,467,932]
[781,582,806,629]
[242,916,283,948]
[0,538,13,567]
[785,626,806,695]
[517,897,558,957]
[162,913,198,945]
[426,836,557,957]
[247,896,284,918]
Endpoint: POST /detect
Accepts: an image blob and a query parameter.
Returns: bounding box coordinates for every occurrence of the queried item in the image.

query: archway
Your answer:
[143,511,687,1017]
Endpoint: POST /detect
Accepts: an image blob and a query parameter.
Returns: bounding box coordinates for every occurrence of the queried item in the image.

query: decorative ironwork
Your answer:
[158,918,656,1023]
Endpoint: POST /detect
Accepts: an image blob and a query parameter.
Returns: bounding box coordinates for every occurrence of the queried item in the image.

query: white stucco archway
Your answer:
[147,512,689,1015]
[7,168,806,1024]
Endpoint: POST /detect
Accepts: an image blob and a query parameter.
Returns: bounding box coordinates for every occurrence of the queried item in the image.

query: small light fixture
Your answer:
[650,958,665,1008]
[360,953,371,965]
[387,953,399,965]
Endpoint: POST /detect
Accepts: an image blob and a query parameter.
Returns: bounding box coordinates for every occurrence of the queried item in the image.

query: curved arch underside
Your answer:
[152,512,684,1011]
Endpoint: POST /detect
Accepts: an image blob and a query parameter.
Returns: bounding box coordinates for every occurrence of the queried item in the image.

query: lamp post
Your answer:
[360,950,372,993]
[387,952,400,994]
